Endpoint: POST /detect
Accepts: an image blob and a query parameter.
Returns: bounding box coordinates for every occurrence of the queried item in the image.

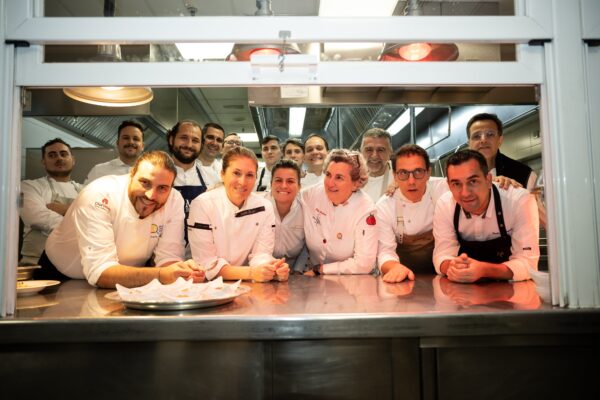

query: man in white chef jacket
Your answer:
[376,144,448,283]
[433,149,539,283]
[20,138,82,266]
[42,150,204,288]
[198,122,225,184]
[360,128,395,203]
[255,135,282,192]
[84,120,145,185]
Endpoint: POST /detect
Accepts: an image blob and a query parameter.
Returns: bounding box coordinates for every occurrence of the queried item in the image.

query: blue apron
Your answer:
[174,166,207,244]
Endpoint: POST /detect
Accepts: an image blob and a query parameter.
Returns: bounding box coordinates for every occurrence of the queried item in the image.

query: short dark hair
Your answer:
[261,135,280,146]
[117,120,144,140]
[466,113,503,139]
[42,138,72,157]
[221,146,258,174]
[446,149,489,176]
[166,120,202,152]
[282,138,304,154]
[271,159,302,183]
[391,144,430,172]
[224,132,240,140]
[202,122,225,138]
[130,150,177,182]
[304,133,329,151]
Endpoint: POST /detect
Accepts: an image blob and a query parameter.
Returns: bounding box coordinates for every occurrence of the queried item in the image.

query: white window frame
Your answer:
[1,0,599,315]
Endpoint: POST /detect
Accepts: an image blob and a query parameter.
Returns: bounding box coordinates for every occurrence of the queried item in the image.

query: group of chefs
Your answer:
[20,112,541,289]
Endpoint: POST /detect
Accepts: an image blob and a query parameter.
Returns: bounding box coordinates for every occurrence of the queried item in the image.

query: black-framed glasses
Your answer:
[225,140,242,146]
[395,168,427,181]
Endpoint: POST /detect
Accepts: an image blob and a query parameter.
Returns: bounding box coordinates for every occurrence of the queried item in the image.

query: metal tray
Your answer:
[104,285,251,310]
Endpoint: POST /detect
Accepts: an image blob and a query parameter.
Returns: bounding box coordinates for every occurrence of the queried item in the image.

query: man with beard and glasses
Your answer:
[20,138,82,266]
[360,128,394,203]
[198,122,225,184]
[167,120,214,256]
[84,120,145,185]
[40,151,204,288]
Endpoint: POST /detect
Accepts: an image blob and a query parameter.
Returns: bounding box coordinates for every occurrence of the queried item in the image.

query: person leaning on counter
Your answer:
[188,146,289,283]
[376,144,449,283]
[433,149,540,283]
[301,149,378,275]
[39,151,205,288]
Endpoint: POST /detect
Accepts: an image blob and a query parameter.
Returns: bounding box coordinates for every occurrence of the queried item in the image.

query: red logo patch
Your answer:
[366,214,376,225]
[102,198,109,205]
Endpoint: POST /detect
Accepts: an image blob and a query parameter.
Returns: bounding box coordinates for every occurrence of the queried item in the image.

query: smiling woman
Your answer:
[300,149,377,275]
[188,147,290,283]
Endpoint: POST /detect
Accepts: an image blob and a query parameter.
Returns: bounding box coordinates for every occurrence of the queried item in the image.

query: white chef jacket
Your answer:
[376,177,448,267]
[46,174,186,286]
[20,176,82,264]
[174,160,207,186]
[264,192,305,262]
[188,186,276,280]
[432,184,539,282]
[363,164,393,203]
[300,185,378,275]
[84,157,131,185]
[199,164,221,187]
[301,171,324,188]
[254,166,272,192]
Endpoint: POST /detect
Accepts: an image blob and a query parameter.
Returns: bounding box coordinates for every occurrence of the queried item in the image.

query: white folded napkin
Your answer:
[115,276,242,302]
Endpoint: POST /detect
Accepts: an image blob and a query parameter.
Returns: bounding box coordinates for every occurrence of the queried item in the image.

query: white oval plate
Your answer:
[16,280,60,297]
[105,285,251,310]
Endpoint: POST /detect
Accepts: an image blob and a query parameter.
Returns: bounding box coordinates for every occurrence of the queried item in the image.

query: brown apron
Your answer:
[395,190,435,274]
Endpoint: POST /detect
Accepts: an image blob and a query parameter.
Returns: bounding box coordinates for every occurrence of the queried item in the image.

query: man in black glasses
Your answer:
[467,113,536,190]
[376,144,449,282]
[433,150,539,283]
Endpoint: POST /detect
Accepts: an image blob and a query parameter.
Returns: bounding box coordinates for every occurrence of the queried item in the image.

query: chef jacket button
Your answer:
[323,239,327,244]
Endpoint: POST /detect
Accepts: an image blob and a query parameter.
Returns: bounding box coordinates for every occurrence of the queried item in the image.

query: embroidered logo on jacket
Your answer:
[150,224,163,238]
[366,214,377,225]
[94,197,110,213]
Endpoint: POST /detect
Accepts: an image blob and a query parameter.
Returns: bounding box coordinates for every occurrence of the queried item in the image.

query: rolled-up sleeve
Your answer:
[432,194,460,275]
[376,197,399,269]
[504,193,539,281]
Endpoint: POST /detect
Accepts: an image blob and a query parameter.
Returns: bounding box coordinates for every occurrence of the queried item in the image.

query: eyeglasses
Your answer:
[469,131,499,141]
[395,168,427,181]
[225,140,242,146]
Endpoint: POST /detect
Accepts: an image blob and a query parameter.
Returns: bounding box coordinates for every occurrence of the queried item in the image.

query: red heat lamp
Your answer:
[380,43,459,62]
[227,44,300,61]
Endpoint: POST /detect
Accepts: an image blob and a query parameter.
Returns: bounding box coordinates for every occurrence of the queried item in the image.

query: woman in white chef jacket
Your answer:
[264,159,306,271]
[301,149,378,275]
[188,147,289,282]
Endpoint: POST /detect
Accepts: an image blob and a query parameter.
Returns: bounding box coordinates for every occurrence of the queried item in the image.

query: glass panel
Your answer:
[44,42,516,63]
[43,1,516,17]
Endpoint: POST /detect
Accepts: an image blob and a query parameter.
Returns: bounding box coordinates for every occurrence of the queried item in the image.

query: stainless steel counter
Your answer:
[3,275,600,400]
[4,274,599,343]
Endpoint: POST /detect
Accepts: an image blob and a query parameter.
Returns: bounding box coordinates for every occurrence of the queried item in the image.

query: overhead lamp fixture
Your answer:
[380,42,459,62]
[380,0,459,62]
[63,86,153,107]
[61,0,153,107]
[227,43,301,61]
[288,107,306,137]
[319,0,397,16]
